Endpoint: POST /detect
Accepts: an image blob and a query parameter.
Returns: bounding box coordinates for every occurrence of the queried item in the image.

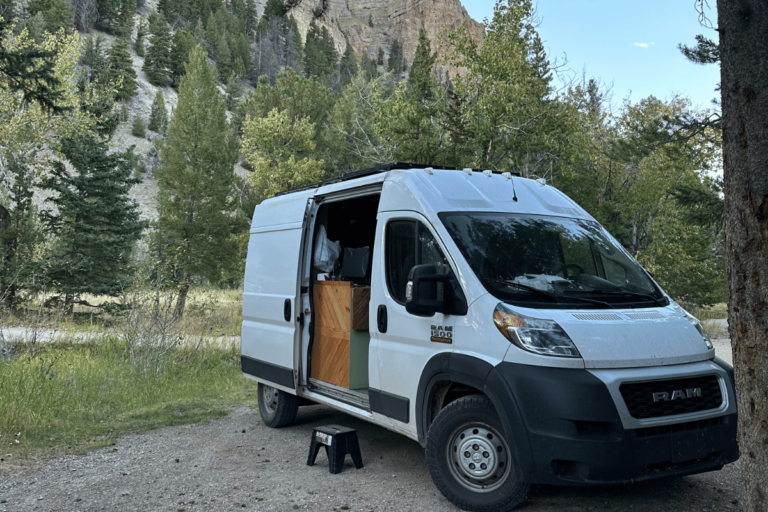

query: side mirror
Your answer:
[405,264,468,317]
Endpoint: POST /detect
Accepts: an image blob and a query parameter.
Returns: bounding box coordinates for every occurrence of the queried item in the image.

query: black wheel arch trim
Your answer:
[416,353,535,480]
[241,355,296,391]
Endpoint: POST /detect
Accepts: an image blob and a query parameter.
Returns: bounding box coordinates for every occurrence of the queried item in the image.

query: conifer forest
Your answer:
[0,0,725,317]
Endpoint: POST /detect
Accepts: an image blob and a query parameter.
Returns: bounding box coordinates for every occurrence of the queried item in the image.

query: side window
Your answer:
[386,220,450,304]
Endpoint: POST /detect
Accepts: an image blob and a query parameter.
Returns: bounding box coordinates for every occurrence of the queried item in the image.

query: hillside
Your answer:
[108,0,484,221]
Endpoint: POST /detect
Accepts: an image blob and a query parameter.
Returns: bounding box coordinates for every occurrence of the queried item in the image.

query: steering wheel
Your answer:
[552,263,584,279]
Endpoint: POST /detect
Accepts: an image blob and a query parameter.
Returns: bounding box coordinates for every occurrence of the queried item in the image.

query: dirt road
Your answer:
[0,403,743,512]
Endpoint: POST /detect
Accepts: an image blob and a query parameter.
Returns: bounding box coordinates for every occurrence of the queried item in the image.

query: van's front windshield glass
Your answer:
[439,212,667,309]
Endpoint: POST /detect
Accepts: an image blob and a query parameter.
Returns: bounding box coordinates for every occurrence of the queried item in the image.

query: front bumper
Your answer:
[487,358,739,485]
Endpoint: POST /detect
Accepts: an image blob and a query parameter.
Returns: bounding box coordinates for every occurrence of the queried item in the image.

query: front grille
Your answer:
[620,375,723,419]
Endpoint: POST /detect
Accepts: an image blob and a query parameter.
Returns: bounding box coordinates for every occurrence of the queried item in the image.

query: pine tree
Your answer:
[0,154,45,311]
[0,7,65,112]
[232,33,251,76]
[81,34,109,83]
[338,44,358,86]
[262,0,286,17]
[27,0,72,34]
[377,47,384,66]
[169,28,195,87]
[302,20,324,79]
[387,39,403,76]
[407,29,437,100]
[243,0,258,36]
[0,0,15,31]
[285,16,303,73]
[155,45,240,317]
[224,72,243,110]
[303,20,336,81]
[360,52,377,80]
[95,0,134,35]
[148,90,168,134]
[106,39,138,100]
[40,133,145,314]
[143,12,172,86]
[135,21,146,57]
[319,26,338,74]
[131,114,146,137]
[213,32,232,77]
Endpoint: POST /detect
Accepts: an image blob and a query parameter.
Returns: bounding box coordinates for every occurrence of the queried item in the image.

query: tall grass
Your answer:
[0,338,252,460]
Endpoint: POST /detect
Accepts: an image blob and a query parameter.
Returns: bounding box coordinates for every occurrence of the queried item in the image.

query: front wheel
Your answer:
[258,382,299,428]
[426,395,529,512]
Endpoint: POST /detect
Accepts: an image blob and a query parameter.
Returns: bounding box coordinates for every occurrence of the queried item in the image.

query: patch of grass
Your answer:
[3,287,243,337]
[0,337,255,469]
[690,302,728,321]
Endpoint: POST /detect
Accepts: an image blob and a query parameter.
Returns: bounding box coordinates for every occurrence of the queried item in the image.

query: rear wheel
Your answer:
[258,383,299,428]
[426,395,529,512]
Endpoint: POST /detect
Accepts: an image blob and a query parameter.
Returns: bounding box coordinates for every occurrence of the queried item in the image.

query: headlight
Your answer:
[685,311,714,350]
[493,303,581,358]
[669,301,714,351]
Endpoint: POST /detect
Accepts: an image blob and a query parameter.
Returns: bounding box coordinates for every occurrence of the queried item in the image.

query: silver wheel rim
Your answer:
[262,385,279,415]
[447,423,511,493]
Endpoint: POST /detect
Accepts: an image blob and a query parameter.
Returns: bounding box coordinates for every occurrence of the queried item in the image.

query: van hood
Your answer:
[538,307,713,369]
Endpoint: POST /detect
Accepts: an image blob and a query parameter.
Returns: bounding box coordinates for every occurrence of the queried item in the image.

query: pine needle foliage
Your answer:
[154,45,240,317]
[106,38,137,100]
[148,90,168,134]
[131,114,146,137]
[143,12,172,86]
[39,133,145,308]
[135,22,146,57]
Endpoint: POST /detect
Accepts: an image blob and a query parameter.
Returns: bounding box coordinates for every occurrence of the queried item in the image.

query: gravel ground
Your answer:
[0,404,743,512]
[0,340,741,512]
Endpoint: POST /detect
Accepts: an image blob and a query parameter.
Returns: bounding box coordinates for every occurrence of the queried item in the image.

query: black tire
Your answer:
[258,382,299,428]
[426,395,529,512]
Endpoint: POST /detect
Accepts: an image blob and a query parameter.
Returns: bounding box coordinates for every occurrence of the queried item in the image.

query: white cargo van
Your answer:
[241,164,738,511]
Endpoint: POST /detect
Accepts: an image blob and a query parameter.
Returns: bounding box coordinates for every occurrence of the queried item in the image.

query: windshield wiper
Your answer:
[485,279,614,309]
[564,289,667,307]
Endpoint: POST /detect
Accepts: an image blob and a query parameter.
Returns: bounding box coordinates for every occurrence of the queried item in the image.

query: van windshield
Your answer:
[439,212,667,309]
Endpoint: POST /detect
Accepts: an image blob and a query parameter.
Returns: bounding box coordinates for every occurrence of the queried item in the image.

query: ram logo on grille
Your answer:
[652,388,702,402]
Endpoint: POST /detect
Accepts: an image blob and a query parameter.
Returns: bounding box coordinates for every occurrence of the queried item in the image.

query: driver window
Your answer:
[386,220,449,304]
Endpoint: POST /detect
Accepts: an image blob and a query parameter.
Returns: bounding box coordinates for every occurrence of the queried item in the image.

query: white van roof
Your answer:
[379,168,589,219]
[252,166,591,232]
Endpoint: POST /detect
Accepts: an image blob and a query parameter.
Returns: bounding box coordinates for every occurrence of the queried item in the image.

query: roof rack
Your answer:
[274,162,521,197]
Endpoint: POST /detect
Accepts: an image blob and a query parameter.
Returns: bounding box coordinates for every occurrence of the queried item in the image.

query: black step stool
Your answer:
[307,425,364,474]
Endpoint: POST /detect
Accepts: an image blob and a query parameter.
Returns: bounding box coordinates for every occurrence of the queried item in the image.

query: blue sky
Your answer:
[462,1,721,111]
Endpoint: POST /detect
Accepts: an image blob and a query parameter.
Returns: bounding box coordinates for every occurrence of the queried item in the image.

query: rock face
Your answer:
[285,0,484,73]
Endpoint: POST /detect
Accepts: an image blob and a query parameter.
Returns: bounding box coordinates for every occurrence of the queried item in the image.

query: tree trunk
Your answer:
[64,294,74,316]
[174,273,190,319]
[3,283,16,312]
[716,1,768,509]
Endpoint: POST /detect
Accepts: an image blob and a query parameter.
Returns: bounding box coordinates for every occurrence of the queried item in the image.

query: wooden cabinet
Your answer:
[310,280,371,389]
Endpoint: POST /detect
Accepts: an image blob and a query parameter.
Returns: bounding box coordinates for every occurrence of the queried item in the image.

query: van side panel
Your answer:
[242,191,314,391]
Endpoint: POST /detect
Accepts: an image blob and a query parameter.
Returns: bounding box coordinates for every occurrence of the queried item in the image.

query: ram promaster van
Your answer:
[241,164,738,511]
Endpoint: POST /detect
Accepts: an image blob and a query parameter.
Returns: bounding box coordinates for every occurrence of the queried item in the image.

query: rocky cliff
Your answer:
[284,0,484,73]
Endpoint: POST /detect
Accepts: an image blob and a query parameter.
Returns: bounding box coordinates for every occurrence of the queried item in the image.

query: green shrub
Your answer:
[131,115,146,138]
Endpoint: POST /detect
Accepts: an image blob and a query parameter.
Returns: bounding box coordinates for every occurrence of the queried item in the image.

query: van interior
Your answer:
[305,193,380,407]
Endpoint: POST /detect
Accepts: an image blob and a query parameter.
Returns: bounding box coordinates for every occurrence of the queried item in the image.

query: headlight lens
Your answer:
[685,311,713,350]
[493,303,581,358]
